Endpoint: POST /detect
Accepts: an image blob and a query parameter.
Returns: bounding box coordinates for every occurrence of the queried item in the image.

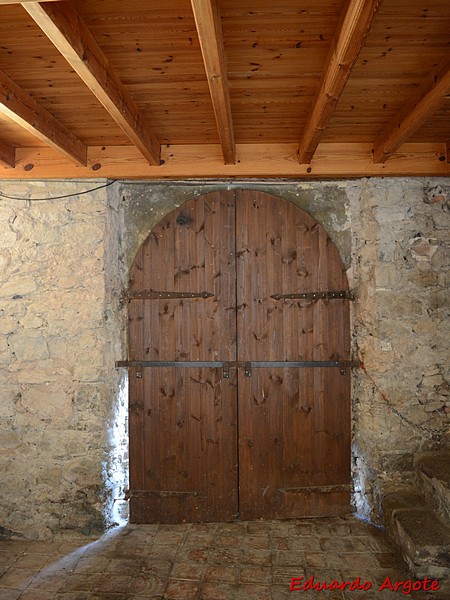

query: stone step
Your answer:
[382,490,427,528]
[382,488,450,596]
[392,507,450,580]
[415,451,450,523]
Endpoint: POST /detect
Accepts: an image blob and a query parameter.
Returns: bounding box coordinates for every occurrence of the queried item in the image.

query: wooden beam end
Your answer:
[0,139,16,168]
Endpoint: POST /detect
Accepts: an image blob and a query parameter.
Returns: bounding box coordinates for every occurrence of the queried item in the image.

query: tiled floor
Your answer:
[0,517,446,599]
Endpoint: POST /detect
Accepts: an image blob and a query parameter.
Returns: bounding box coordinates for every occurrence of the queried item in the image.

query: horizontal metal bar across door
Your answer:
[116,360,360,368]
[117,360,360,378]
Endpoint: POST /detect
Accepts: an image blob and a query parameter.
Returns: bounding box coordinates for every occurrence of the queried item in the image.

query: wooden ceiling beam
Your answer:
[3,142,448,179]
[23,1,161,166]
[0,138,15,168]
[298,0,382,164]
[0,69,87,165]
[373,56,450,163]
[191,0,235,164]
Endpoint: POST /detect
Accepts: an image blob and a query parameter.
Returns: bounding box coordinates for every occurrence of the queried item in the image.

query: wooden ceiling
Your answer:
[0,0,449,179]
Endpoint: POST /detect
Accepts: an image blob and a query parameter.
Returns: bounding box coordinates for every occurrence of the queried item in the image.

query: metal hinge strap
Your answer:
[121,289,214,302]
[279,483,351,494]
[125,489,204,499]
[271,290,353,301]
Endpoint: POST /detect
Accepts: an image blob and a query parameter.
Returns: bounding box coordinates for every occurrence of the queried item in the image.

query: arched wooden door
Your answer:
[123,190,353,523]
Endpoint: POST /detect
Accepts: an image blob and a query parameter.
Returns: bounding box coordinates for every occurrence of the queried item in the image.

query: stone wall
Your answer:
[0,177,448,539]
[0,181,124,539]
[349,179,449,518]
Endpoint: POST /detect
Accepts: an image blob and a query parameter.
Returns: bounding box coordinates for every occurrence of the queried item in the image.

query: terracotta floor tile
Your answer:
[303,552,328,569]
[238,548,272,566]
[271,536,290,550]
[62,573,99,593]
[183,532,215,547]
[204,564,238,583]
[127,573,166,595]
[239,564,272,584]
[26,571,68,591]
[94,573,133,593]
[198,582,237,600]
[272,565,305,585]
[163,578,199,599]
[213,534,240,548]
[0,589,22,600]
[319,536,368,552]
[13,553,52,570]
[72,556,110,574]
[0,541,32,553]
[169,561,207,580]
[289,536,322,552]
[274,550,305,567]
[239,535,270,550]
[246,521,270,534]
[232,583,273,599]
[16,590,57,600]
[0,552,17,565]
[293,522,315,536]
[26,541,66,555]
[55,594,91,600]
[0,567,37,589]
[208,548,241,565]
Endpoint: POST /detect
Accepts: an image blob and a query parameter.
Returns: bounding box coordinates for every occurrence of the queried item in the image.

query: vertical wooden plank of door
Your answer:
[311,220,351,502]
[127,191,238,523]
[127,245,147,522]
[236,190,351,519]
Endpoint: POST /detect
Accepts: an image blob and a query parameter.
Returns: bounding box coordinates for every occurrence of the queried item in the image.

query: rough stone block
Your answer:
[20,386,73,424]
[8,330,49,361]
[0,277,37,298]
[415,451,450,523]
[393,508,450,575]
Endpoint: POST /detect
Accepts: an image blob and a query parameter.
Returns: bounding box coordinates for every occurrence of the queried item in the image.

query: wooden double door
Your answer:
[125,190,352,523]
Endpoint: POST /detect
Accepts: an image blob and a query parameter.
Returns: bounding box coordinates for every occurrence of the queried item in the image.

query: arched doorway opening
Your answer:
[121,190,354,523]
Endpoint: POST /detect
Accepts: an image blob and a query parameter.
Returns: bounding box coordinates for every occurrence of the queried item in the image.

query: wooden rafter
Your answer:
[373,56,450,163]
[191,0,235,164]
[0,0,60,4]
[0,138,15,168]
[0,69,87,165]
[23,1,161,166]
[298,0,382,164]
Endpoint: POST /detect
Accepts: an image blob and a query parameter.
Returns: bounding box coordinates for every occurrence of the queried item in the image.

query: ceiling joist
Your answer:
[191,0,235,165]
[22,1,162,166]
[0,138,15,168]
[298,0,383,164]
[373,56,450,163]
[0,69,87,166]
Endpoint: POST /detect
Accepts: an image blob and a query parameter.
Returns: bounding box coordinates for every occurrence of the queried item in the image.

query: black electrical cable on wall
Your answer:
[0,179,118,202]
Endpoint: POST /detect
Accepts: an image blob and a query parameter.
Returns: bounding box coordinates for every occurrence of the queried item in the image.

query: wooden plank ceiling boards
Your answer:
[0,0,448,178]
